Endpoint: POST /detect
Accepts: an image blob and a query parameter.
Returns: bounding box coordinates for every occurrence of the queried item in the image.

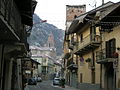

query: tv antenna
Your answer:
[89,0,97,8]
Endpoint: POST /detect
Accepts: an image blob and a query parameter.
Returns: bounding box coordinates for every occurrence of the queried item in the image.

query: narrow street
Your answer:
[1,0,120,90]
[25,80,78,90]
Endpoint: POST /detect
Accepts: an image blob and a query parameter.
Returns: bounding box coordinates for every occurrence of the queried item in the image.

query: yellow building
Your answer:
[64,14,101,89]
[95,2,120,90]
[63,1,120,90]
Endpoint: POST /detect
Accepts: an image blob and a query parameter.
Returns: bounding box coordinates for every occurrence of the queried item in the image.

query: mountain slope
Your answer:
[27,14,65,56]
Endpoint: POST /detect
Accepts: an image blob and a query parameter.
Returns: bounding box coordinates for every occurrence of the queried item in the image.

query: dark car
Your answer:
[27,78,37,85]
[53,78,61,85]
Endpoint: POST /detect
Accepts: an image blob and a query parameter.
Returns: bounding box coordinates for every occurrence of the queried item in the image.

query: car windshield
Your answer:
[54,78,60,80]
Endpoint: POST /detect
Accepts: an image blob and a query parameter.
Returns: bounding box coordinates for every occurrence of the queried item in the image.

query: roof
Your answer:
[66,5,86,8]
[30,46,55,51]
[67,1,120,34]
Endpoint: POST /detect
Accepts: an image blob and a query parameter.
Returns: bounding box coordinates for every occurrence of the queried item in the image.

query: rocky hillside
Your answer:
[27,14,65,56]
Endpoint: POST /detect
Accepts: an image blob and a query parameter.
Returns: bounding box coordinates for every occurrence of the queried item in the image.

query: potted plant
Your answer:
[113,52,118,58]
[85,58,91,62]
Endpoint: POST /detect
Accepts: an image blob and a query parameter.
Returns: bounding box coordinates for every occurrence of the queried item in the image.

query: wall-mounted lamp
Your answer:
[117,47,120,51]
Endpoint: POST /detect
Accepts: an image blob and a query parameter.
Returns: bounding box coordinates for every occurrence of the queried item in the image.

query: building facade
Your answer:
[95,2,120,90]
[64,4,86,88]
[30,33,58,80]
[30,46,61,80]
[0,0,37,90]
[63,1,120,90]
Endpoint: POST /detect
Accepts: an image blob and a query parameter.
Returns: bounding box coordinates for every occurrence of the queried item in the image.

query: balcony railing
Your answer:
[74,34,101,55]
[68,39,78,50]
[96,49,118,63]
[42,62,48,66]
[68,41,74,50]
[63,52,71,59]
[0,0,23,39]
[67,58,78,70]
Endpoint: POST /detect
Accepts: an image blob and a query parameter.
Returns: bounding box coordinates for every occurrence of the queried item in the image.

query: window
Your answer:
[74,15,77,19]
[80,73,83,83]
[80,34,83,42]
[91,70,95,84]
[90,26,96,41]
[72,10,74,12]
[43,58,46,63]
[106,38,116,58]
[76,55,79,65]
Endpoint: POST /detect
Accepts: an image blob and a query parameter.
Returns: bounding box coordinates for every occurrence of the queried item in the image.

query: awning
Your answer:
[96,2,120,28]
[100,2,120,20]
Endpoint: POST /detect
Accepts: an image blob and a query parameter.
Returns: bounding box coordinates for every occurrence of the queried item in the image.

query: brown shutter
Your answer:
[110,38,116,57]
[106,41,109,58]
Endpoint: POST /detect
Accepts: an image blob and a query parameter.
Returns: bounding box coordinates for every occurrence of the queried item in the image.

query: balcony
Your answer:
[68,41,74,50]
[63,52,71,59]
[74,34,101,55]
[96,49,118,64]
[0,0,37,40]
[0,0,23,41]
[67,58,78,70]
[68,39,78,50]
[42,62,48,66]
[65,34,70,42]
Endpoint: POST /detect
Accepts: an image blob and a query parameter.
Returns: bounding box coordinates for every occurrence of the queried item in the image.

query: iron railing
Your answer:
[96,48,118,63]
[74,34,101,51]
[67,58,74,67]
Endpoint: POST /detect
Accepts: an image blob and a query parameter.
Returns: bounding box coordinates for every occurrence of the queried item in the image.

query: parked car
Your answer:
[37,77,42,82]
[34,77,38,82]
[53,78,61,85]
[27,78,37,85]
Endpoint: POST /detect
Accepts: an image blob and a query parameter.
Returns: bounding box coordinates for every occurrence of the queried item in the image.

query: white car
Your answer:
[53,78,61,85]
[37,77,42,82]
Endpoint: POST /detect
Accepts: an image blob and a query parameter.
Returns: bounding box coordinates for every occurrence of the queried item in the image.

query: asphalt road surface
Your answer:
[25,80,64,90]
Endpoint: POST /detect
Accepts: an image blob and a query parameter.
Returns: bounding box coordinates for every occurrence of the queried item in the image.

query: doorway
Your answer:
[104,63,115,90]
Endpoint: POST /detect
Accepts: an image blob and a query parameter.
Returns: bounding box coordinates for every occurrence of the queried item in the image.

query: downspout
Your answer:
[100,26,103,89]
[92,50,95,84]
[91,21,96,84]
[0,44,5,90]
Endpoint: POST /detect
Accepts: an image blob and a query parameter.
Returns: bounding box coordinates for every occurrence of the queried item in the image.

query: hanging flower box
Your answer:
[112,52,118,58]
[85,58,91,62]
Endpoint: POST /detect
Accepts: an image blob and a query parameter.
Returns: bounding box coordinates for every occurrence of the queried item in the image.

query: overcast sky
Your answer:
[35,0,120,30]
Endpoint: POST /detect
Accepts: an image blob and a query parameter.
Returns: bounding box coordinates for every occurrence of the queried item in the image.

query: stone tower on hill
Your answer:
[46,32,55,48]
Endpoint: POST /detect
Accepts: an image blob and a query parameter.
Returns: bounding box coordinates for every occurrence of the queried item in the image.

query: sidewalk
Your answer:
[62,85,79,90]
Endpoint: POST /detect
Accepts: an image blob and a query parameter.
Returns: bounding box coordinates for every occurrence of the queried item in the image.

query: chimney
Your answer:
[102,0,104,5]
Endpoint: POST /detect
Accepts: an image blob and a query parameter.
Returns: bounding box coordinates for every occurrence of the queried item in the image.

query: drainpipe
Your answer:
[92,50,95,84]
[113,68,116,90]
[0,44,5,90]
[100,28,103,89]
